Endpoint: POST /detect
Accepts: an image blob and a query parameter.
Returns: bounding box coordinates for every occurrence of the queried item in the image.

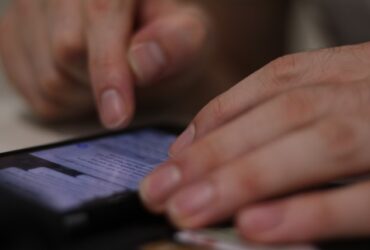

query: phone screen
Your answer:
[0,129,176,213]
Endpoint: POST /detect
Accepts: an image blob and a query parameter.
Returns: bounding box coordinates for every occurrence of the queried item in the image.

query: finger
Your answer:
[0,7,83,119]
[85,0,136,129]
[47,0,88,84]
[128,0,208,86]
[140,83,357,211]
[170,46,367,154]
[15,0,90,109]
[165,114,370,228]
[237,181,370,243]
[0,8,35,104]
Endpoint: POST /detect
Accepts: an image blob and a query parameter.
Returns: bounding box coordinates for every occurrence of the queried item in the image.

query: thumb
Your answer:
[128,0,209,86]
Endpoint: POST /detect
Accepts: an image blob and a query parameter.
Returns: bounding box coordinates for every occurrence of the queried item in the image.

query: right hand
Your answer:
[141,42,370,243]
[0,0,209,128]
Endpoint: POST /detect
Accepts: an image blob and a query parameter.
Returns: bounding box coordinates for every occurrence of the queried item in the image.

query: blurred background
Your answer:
[1,0,370,152]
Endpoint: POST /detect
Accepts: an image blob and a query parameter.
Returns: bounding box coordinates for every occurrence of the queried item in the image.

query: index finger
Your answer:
[84,0,136,129]
[169,47,359,155]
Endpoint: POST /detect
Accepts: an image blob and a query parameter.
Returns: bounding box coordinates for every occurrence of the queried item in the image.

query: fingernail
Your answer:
[140,164,181,205]
[239,206,284,235]
[100,89,127,129]
[169,181,215,219]
[129,42,166,85]
[170,124,196,156]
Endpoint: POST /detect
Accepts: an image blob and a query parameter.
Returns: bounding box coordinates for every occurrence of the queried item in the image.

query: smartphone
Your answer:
[0,126,179,238]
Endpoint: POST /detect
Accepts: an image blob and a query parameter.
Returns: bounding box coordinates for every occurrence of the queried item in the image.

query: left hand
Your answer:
[140,43,370,243]
[0,0,209,127]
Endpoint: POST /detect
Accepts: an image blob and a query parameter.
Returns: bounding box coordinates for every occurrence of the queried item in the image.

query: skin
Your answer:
[0,0,209,128]
[135,0,290,126]
[140,43,370,243]
[0,0,289,127]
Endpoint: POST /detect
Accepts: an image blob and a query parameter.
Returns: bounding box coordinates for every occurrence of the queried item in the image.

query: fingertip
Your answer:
[169,123,196,156]
[139,181,166,214]
[139,176,161,213]
[128,41,167,86]
[166,205,205,230]
[99,88,132,129]
[129,10,208,86]
[236,205,286,243]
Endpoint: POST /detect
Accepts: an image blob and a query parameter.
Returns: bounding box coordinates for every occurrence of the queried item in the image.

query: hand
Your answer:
[140,43,370,243]
[0,0,208,128]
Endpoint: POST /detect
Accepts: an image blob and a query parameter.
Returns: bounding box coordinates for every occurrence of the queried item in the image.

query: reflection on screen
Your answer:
[0,129,176,211]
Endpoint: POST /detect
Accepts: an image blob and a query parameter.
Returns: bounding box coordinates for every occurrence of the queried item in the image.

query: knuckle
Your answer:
[91,50,119,72]
[265,54,301,86]
[90,56,124,90]
[177,138,223,180]
[192,96,229,135]
[310,46,370,86]
[206,96,229,123]
[317,118,358,162]
[51,33,83,63]
[189,138,222,166]
[237,165,264,201]
[278,90,316,123]
[199,138,223,163]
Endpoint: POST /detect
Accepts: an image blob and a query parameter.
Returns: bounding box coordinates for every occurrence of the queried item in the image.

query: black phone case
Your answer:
[0,125,181,241]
